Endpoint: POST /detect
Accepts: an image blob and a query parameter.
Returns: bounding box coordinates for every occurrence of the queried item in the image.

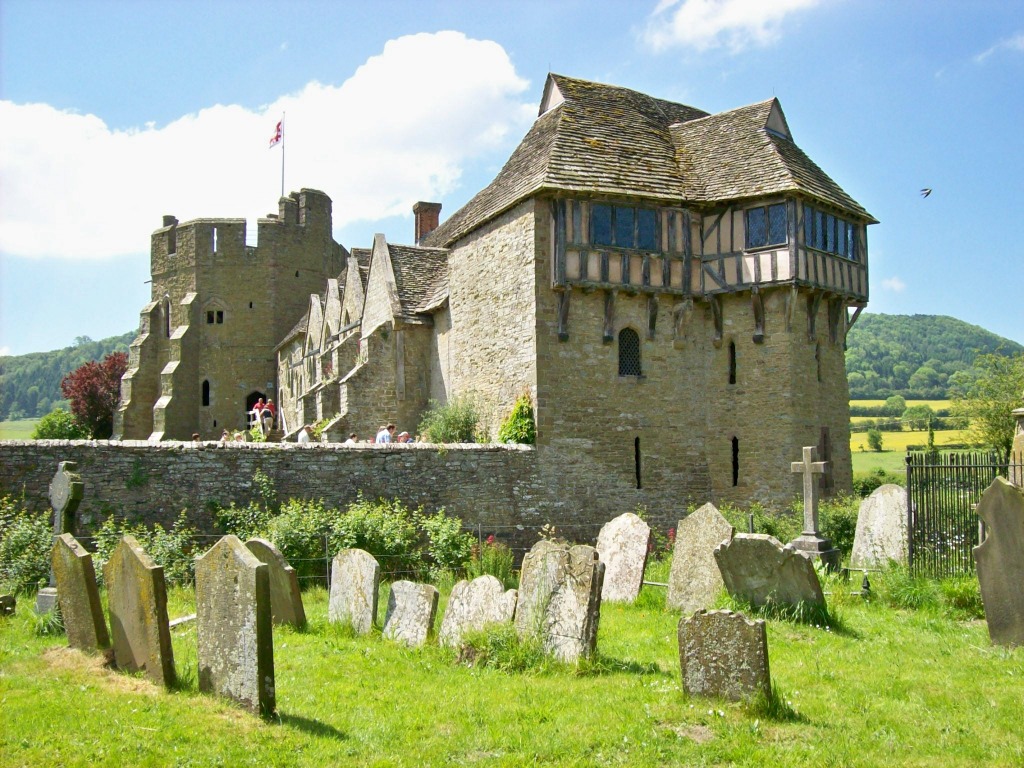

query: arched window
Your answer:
[162,297,172,338]
[618,328,641,376]
[202,380,210,407]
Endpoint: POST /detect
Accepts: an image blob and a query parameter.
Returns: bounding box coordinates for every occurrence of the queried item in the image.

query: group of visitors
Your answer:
[375,424,413,443]
[250,398,276,434]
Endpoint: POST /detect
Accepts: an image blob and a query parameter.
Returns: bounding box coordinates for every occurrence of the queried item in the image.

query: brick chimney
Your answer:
[413,201,442,244]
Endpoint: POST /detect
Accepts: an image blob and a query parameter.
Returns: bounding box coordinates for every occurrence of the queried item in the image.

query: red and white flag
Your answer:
[269,119,283,149]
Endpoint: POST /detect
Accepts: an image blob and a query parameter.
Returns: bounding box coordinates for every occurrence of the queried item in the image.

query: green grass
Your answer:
[851,399,953,410]
[1,576,1022,766]
[852,449,908,475]
[0,418,40,440]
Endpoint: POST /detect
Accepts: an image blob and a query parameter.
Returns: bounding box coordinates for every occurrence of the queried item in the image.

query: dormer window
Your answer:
[745,203,787,249]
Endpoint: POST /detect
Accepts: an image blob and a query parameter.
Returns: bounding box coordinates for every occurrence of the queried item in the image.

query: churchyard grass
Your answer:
[0,418,39,440]
[851,449,909,475]
[2,572,1022,766]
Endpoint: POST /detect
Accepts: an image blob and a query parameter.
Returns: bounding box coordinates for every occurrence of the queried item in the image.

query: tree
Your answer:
[882,395,906,416]
[60,352,128,438]
[867,428,884,452]
[32,408,89,440]
[902,404,935,431]
[952,352,1024,462]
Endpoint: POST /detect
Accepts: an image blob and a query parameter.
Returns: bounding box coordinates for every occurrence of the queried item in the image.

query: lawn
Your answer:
[0,418,39,440]
[2,576,1022,766]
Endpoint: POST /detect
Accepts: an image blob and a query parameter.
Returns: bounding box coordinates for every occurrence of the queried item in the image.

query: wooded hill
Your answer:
[0,332,135,421]
[846,313,1023,400]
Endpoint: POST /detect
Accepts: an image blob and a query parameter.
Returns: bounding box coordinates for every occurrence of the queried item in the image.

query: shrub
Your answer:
[852,468,903,498]
[93,511,199,588]
[467,536,517,589]
[818,494,859,558]
[418,509,474,578]
[0,496,51,594]
[331,495,422,577]
[32,408,89,440]
[265,498,334,582]
[720,502,802,544]
[867,428,884,452]
[497,393,536,445]
[418,396,479,443]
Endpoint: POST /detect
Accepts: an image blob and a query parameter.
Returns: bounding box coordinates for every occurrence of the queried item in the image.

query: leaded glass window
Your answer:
[614,206,634,247]
[591,204,612,246]
[618,328,641,376]
[638,208,657,250]
[814,210,825,250]
[768,203,787,244]
[746,204,787,248]
[803,204,859,261]
[745,207,767,248]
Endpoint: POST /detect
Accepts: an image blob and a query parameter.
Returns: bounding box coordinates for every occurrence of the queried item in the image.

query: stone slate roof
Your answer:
[387,243,449,316]
[350,248,372,290]
[424,74,874,247]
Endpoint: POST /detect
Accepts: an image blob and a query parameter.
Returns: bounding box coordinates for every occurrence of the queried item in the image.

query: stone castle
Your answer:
[113,73,875,508]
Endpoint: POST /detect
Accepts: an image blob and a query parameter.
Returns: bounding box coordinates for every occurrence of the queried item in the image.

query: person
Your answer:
[297,424,313,444]
[375,424,395,443]
[344,432,358,444]
[220,429,230,442]
[396,431,411,443]
[250,398,265,431]
[191,433,201,442]
[263,398,277,432]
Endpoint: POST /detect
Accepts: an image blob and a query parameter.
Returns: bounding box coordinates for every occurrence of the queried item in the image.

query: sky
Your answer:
[1,0,1022,357]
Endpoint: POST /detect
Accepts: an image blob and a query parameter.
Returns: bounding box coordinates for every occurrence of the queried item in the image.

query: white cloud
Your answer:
[974,32,1024,63]
[0,346,10,357]
[882,277,906,293]
[642,0,822,53]
[0,31,533,260]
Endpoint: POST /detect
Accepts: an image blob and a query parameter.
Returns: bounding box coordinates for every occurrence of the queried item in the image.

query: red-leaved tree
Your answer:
[60,352,128,438]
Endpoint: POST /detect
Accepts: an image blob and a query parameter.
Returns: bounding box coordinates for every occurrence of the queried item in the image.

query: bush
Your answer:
[0,496,51,594]
[852,468,903,498]
[867,428,884,452]
[331,495,422,577]
[467,536,517,589]
[418,396,479,443]
[720,502,802,545]
[498,393,536,445]
[265,498,334,582]
[93,511,199,588]
[818,495,859,558]
[32,408,89,440]
[418,509,474,578]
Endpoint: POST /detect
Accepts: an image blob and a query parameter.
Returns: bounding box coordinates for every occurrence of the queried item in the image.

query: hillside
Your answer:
[846,313,1023,399]
[0,332,135,420]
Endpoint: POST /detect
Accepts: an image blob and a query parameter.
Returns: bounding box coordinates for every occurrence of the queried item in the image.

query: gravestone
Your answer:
[438,575,518,648]
[328,549,380,634]
[849,484,909,568]
[195,535,275,717]
[382,581,439,647]
[678,609,770,701]
[595,512,650,603]
[714,533,825,608]
[666,503,735,613]
[1011,407,1024,488]
[973,477,1024,647]
[245,538,306,628]
[52,533,109,652]
[515,540,604,663]
[36,461,84,614]
[104,535,176,687]
[1,594,16,617]
[788,446,840,570]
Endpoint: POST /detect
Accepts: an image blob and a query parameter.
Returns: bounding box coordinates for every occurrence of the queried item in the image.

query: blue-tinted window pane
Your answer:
[768,204,787,245]
[804,206,813,245]
[746,207,767,248]
[591,204,612,245]
[572,202,582,244]
[614,206,635,247]
[847,223,856,261]
[637,208,657,250]
[814,210,825,250]
[824,214,834,252]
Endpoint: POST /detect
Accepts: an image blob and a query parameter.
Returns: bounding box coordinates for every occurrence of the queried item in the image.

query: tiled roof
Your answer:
[424,74,874,247]
[350,248,372,290]
[387,243,449,316]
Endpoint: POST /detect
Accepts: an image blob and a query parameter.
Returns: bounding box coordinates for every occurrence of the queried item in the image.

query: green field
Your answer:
[851,399,953,410]
[0,418,39,440]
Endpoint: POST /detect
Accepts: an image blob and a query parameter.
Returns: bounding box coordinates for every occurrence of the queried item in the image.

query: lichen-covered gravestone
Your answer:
[383,581,439,647]
[973,477,1024,647]
[36,461,84,614]
[245,538,306,629]
[438,575,517,648]
[678,609,770,701]
[849,484,909,568]
[52,533,109,652]
[514,540,604,663]
[328,549,380,634]
[104,535,176,687]
[195,535,275,717]
[595,512,650,603]
[714,533,824,608]
[666,503,735,613]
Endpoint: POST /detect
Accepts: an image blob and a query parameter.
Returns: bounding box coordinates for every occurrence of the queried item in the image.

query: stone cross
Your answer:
[788,446,840,569]
[36,461,84,613]
[791,446,827,536]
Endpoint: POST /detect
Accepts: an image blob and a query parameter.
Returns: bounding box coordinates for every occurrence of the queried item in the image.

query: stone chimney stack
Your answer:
[413,201,442,245]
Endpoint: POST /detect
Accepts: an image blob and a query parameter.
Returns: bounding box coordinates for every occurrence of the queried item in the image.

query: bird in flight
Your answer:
[920,188,932,198]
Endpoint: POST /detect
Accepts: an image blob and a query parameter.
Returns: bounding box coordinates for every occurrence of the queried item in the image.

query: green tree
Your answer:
[882,395,906,416]
[952,352,1024,462]
[497,393,536,445]
[901,404,935,431]
[867,428,884,452]
[32,408,89,439]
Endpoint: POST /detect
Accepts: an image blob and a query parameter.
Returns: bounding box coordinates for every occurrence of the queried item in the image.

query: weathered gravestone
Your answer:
[245,538,306,629]
[195,535,275,717]
[514,540,604,663]
[36,461,84,614]
[595,512,650,603]
[0,594,15,617]
[328,549,380,635]
[714,533,825,609]
[678,609,770,701]
[973,477,1024,647]
[849,484,909,568]
[383,581,439,648]
[438,575,518,649]
[1011,407,1024,488]
[52,533,109,652]
[789,446,840,570]
[104,535,176,687]
[666,503,735,613]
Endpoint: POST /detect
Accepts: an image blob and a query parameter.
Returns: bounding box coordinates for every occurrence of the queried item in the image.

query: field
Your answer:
[0,418,39,440]
[850,399,953,410]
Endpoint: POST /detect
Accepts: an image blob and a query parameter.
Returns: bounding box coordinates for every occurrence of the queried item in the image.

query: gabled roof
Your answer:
[387,243,449,316]
[424,73,875,247]
[350,248,372,291]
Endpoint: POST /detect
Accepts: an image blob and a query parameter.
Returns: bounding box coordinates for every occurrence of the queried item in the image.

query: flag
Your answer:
[269,119,282,149]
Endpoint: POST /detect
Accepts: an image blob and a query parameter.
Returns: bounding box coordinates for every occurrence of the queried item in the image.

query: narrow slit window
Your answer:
[815,344,823,382]
[206,311,215,324]
[618,328,641,376]
[728,341,737,385]
[731,437,740,487]
[216,310,224,324]
[212,227,218,254]
[634,437,642,489]
[202,380,210,407]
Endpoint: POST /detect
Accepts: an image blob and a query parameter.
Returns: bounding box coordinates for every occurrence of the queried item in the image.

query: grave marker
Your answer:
[789,446,840,569]
[678,609,770,701]
[328,549,380,635]
[245,538,306,628]
[383,581,439,647]
[36,461,84,614]
[714,533,825,609]
[974,477,1024,647]
[52,533,109,652]
[849,484,909,568]
[666,503,734,613]
[439,575,517,648]
[595,512,650,603]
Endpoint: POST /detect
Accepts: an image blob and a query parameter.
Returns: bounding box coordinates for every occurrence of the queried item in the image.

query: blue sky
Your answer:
[1,0,1022,356]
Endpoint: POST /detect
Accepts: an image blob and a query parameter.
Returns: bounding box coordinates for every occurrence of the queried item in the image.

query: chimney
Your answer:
[413,201,442,244]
